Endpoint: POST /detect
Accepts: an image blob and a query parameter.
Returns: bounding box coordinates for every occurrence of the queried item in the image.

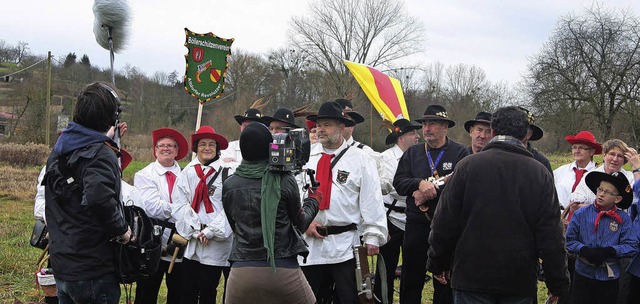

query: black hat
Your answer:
[385,119,422,145]
[518,107,543,141]
[334,98,364,124]
[234,108,263,125]
[464,111,492,133]
[306,101,356,127]
[414,105,456,127]
[261,108,300,128]
[585,171,633,209]
[240,122,273,161]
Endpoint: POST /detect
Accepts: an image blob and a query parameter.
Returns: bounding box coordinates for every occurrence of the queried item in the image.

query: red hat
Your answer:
[120,149,133,171]
[152,128,189,160]
[306,119,317,131]
[565,130,602,154]
[191,126,229,152]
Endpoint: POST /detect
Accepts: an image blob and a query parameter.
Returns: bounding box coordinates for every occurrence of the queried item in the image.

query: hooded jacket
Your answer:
[44,122,128,281]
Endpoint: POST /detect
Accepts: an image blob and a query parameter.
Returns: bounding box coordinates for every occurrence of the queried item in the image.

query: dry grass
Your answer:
[0,165,41,201]
[0,143,49,167]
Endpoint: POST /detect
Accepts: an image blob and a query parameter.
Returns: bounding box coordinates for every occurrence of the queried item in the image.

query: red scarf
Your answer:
[191,164,215,213]
[593,204,622,233]
[165,171,176,203]
[572,168,586,192]
[316,153,334,210]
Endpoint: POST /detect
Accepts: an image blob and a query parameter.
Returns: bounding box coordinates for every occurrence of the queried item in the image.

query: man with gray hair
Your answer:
[427,106,569,303]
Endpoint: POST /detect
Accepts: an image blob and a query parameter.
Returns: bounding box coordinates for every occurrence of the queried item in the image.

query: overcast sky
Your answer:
[2,0,639,86]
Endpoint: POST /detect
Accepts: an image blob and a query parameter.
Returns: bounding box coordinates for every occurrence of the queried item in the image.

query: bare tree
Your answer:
[289,0,424,96]
[14,41,29,64]
[525,5,640,139]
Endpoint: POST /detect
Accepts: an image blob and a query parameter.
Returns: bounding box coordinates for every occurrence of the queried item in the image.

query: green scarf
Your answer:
[234,160,281,272]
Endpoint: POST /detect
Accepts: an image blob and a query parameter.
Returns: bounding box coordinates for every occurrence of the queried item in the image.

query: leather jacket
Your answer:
[222,172,319,262]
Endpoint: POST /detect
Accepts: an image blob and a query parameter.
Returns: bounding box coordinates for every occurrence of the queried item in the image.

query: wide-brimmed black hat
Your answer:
[306,101,356,127]
[464,111,492,133]
[385,119,422,145]
[234,108,264,125]
[334,98,365,124]
[585,171,633,209]
[414,105,456,127]
[518,107,543,141]
[261,108,300,128]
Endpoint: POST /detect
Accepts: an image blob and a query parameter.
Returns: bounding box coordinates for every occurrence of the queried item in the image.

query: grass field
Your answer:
[0,152,612,303]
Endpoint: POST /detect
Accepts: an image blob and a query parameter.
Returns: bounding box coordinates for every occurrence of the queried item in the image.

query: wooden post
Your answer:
[46,51,51,146]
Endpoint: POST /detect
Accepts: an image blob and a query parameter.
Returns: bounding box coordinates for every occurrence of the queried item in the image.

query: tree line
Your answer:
[1,1,639,153]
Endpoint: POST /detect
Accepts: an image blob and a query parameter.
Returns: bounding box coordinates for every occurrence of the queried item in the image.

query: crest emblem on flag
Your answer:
[184,28,233,103]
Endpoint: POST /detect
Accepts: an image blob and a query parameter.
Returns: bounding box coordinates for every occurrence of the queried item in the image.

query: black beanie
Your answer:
[240,122,272,161]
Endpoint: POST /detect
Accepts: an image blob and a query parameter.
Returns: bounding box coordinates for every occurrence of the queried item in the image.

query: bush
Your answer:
[0,142,49,167]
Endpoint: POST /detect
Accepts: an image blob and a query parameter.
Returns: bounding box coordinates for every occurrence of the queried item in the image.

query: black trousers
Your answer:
[134,260,184,304]
[302,259,358,304]
[558,255,575,304]
[180,258,229,304]
[573,273,618,304]
[374,220,403,303]
[627,274,640,304]
[400,219,452,304]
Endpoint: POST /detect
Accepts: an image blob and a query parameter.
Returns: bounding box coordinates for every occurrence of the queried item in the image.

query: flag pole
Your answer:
[192,102,204,160]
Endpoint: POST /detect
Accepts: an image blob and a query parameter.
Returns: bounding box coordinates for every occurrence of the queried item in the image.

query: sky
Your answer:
[2,0,639,86]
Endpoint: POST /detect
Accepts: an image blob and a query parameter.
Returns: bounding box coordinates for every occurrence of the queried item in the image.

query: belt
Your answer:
[319,223,358,236]
[384,203,406,213]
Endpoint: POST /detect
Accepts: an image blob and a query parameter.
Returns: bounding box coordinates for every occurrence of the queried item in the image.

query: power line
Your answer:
[0,57,47,78]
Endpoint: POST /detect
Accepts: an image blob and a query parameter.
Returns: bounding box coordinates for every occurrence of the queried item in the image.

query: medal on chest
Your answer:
[609,221,619,232]
[208,184,217,196]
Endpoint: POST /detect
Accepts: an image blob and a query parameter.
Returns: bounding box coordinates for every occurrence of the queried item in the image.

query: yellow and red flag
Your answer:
[344,60,410,122]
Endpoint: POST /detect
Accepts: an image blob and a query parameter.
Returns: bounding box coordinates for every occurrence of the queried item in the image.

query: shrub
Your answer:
[0,142,50,167]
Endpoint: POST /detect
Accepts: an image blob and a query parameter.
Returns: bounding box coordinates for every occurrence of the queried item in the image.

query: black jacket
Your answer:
[45,138,128,281]
[393,138,469,222]
[427,139,570,297]
[222,172,319,263]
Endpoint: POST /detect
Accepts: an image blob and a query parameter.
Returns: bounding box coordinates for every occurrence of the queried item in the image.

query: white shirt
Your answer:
[381,145,407,230]
[220,140,241,169]
[121,180,145,209]
[299,140,388,266]
[553,160,597,208]
[171,158,234,266]
[34,166,46,222]
[346,136,391,194]
[133,160,182,262]
[572,165,634,205]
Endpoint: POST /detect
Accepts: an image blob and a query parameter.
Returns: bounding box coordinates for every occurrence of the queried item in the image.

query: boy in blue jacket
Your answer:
[566,171,638,304]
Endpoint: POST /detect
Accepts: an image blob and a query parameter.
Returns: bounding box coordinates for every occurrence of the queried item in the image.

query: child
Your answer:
[566,171,638,304]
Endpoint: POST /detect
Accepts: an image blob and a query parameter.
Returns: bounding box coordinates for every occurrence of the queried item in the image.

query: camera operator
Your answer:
[222,122,322,303]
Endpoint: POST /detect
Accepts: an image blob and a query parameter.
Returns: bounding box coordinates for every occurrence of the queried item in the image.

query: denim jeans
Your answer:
[55,273,120,304]
[453,289,535,304]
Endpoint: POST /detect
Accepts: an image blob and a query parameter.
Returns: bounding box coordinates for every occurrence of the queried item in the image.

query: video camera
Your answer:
[268,128,311,173]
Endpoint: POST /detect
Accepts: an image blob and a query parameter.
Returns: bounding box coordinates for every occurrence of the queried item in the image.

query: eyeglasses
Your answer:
[606,152,625,159]
[198,142,217,148]
[571,146,592,151]
[156,144,176,149]
[596,187,619,197]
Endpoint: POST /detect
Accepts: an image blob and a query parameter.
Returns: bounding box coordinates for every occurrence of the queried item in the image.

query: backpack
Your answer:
[115,204,162,284]
[53,147,162,284]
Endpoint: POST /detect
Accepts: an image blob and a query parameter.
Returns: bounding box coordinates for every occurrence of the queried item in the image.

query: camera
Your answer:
[269,128,311,173]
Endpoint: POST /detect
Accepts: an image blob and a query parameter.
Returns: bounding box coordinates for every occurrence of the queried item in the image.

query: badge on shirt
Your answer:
[442,162,453,171]
[609,221,619,232]
[337,170,349,184]
[208,185,217,196]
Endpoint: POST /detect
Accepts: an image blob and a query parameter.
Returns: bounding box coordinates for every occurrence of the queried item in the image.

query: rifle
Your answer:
[354,246,374,304]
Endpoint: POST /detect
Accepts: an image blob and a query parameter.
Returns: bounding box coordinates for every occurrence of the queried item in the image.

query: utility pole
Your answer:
[46,51,51,146]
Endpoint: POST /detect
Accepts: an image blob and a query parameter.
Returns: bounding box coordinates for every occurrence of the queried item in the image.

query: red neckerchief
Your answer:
[192,164,215,213]
[165,171,176,203]
[593,203,622,233]
[316,153,334,210]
